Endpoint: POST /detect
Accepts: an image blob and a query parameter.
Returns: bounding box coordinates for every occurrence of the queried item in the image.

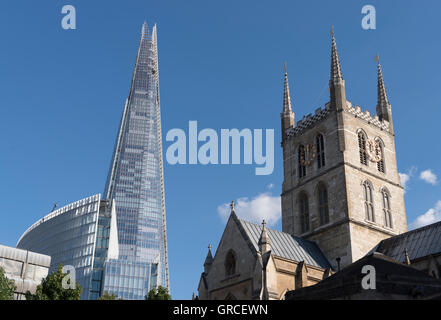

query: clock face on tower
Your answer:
[300,143,317,166]
[365,139,382,163]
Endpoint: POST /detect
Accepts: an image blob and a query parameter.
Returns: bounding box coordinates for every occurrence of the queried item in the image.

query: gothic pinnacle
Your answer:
[330,27,343,82]
[258,219,271,253]
[283,62,293,114]
[376,55,390,107]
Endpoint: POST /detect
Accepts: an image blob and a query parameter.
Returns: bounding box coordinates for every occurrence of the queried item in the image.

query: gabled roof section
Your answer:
[235,217,331,269]
[373,221,441,263]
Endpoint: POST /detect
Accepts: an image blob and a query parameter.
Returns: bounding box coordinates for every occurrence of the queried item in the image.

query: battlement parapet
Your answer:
[345,101,390,131]
[285,104,331,138]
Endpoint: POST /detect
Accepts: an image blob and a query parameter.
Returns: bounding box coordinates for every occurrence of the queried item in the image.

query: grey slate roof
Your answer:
[286,252,441,300]
[373,221,441,263]
[237,218,332,269]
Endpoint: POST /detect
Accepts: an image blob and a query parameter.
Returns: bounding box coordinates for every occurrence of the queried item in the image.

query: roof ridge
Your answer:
[389,220,441,240]
[237,218,317,244]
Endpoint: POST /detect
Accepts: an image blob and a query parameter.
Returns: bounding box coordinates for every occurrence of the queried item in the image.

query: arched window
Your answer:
[318,184,329,225]
[363,181,375,222]
[382,189,392,228]
[316,134,325,169]
[299,193,310,233]
[358,131,368,166]
[376,140,385,173]
[298,145,306,178]
[225,250,236,276]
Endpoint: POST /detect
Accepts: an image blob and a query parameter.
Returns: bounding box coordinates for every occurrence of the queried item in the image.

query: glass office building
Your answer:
[17,194,119,300]
[16,22,168,300]
[102,21,169,299]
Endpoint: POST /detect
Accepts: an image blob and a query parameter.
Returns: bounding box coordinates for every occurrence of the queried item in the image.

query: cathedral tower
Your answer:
[281,30,407,269]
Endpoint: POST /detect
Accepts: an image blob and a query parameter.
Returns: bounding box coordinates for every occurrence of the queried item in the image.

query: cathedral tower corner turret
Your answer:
[281,63,295,143]
[376,57,394,134]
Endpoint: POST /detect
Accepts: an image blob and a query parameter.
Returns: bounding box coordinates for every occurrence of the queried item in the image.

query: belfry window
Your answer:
[225,250,236,277]
[298,145,306,178]
[382,190,392,228]
[316,134,325,169]
[358,132,368,165]
[363,181,375,222]
[318,185,329,225]
[299,193,310,233]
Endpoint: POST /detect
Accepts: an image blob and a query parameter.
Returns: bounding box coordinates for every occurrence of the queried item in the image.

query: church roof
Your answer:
[285,252,441,300]
[373,221,441,263]
[236,218,332,269]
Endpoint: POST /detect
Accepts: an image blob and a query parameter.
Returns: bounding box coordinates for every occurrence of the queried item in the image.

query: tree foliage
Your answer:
[145,286,171,300]
[0,266,16,300]
[25,265,82,300]
[98,291,123,300]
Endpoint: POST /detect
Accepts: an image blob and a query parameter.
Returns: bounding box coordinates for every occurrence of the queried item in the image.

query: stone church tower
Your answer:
[281,31,407,270]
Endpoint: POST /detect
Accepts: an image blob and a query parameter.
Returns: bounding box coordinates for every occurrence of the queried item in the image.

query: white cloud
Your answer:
[218,192,281,227]
[409,201,441,229]
[399,173,410,191]
[399,166,417,192]
[419,169,438,185]
[267,183,274,190]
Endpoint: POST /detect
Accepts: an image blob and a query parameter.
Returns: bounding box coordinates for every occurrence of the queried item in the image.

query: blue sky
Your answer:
[0,0,440,299]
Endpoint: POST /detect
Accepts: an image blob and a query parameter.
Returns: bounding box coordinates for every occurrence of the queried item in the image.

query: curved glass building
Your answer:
[17,194,119,300]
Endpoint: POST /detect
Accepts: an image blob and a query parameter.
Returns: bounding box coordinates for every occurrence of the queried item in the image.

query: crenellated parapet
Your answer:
[285,105,331,138]
[345,101,390,131]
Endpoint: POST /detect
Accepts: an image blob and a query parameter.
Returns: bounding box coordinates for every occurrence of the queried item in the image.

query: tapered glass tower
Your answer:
[102,22,169,299]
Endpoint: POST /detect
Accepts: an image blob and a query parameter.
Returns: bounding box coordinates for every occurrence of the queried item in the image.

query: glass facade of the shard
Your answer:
[102,22,169,300]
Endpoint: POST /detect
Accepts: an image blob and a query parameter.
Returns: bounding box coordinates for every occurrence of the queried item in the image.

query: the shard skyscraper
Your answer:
[102,22,169,300]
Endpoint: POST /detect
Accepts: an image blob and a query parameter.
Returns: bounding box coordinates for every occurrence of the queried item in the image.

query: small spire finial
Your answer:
[204,243,214,271]
[230,200,235,211]
[258,219,270,253]
[330,25,334,37]
[374,54,380,64]
[283,61,287,74]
